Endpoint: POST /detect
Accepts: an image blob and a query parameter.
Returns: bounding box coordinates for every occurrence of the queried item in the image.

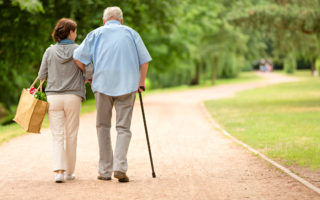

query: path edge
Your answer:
[200,102,320,196]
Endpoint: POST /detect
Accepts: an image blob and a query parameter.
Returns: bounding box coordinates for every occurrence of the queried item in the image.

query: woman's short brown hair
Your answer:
[52,18,77,42]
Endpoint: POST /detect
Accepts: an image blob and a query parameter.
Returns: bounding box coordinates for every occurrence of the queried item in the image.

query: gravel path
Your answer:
[0,72,319,200]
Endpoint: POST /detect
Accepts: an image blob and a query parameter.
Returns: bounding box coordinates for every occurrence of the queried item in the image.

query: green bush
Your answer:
[218,52,239,78]
[0,114,14,125]
[145,78,152,90]
[284,55,297,74]
[85,84,95,100]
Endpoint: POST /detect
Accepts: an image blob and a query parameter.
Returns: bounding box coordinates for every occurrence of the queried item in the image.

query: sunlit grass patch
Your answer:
[205,76,320,169]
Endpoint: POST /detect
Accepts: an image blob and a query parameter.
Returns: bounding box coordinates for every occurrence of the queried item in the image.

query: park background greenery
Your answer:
[1,0,320,174]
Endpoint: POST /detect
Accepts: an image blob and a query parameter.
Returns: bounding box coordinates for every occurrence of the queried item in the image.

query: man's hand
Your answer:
[73,58,85,72]
[138,84,145,93]
[138,62,149,93]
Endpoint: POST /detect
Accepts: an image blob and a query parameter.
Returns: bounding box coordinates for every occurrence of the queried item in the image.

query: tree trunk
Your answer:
[202,61,207,80]
[311,58,318,77]
[212,57,219,84]
[190,61,200,85]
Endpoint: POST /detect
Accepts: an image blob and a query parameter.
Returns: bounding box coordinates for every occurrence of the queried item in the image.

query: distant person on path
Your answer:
[266,59,273,72]
[73,6,152,182]
[38,18,92,183]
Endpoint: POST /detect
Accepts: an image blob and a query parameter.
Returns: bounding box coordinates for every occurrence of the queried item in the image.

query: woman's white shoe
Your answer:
[55,173,64,183]
[65,174,75,180]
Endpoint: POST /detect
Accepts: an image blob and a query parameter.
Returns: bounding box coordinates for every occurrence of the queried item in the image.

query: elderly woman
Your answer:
[38,18,92,183]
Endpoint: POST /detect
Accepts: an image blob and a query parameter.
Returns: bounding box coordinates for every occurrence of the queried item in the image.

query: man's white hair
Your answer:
[103,7,123,21]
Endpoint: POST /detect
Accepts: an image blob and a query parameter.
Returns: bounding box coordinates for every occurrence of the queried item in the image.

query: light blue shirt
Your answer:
[73,20,152,96]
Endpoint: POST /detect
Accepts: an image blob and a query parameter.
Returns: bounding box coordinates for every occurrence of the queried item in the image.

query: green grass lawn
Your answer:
[205,72,320,169]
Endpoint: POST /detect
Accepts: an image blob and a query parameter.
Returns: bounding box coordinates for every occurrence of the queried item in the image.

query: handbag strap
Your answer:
[30,77,39,89]
[37,80,45,92]
[30,77,45,92]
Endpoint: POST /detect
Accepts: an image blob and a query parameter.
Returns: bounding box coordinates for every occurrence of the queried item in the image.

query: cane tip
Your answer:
[152,172,156,178]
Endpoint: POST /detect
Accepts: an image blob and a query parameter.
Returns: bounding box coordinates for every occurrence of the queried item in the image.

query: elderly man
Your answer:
[73,6,151,182]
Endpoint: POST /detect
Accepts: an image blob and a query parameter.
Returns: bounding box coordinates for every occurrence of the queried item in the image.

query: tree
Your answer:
[227,0,320,74]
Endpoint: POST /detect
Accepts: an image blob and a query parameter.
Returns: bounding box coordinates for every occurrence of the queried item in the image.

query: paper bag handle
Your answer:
[30,77,45,92]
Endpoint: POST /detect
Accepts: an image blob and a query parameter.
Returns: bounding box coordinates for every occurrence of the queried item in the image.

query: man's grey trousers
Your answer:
[95,92,136,178]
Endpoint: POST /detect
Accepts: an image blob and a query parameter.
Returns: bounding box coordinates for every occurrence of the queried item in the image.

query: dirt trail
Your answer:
[0,72,319,200]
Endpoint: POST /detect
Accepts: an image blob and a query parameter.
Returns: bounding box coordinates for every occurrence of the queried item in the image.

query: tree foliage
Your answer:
[227,0,320,70]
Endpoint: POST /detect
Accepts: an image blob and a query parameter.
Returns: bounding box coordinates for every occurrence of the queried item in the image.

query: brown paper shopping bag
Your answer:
[13,78,49,133]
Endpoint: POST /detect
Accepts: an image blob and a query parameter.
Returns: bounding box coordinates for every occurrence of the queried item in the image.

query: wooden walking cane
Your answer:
[138,86,156,178]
